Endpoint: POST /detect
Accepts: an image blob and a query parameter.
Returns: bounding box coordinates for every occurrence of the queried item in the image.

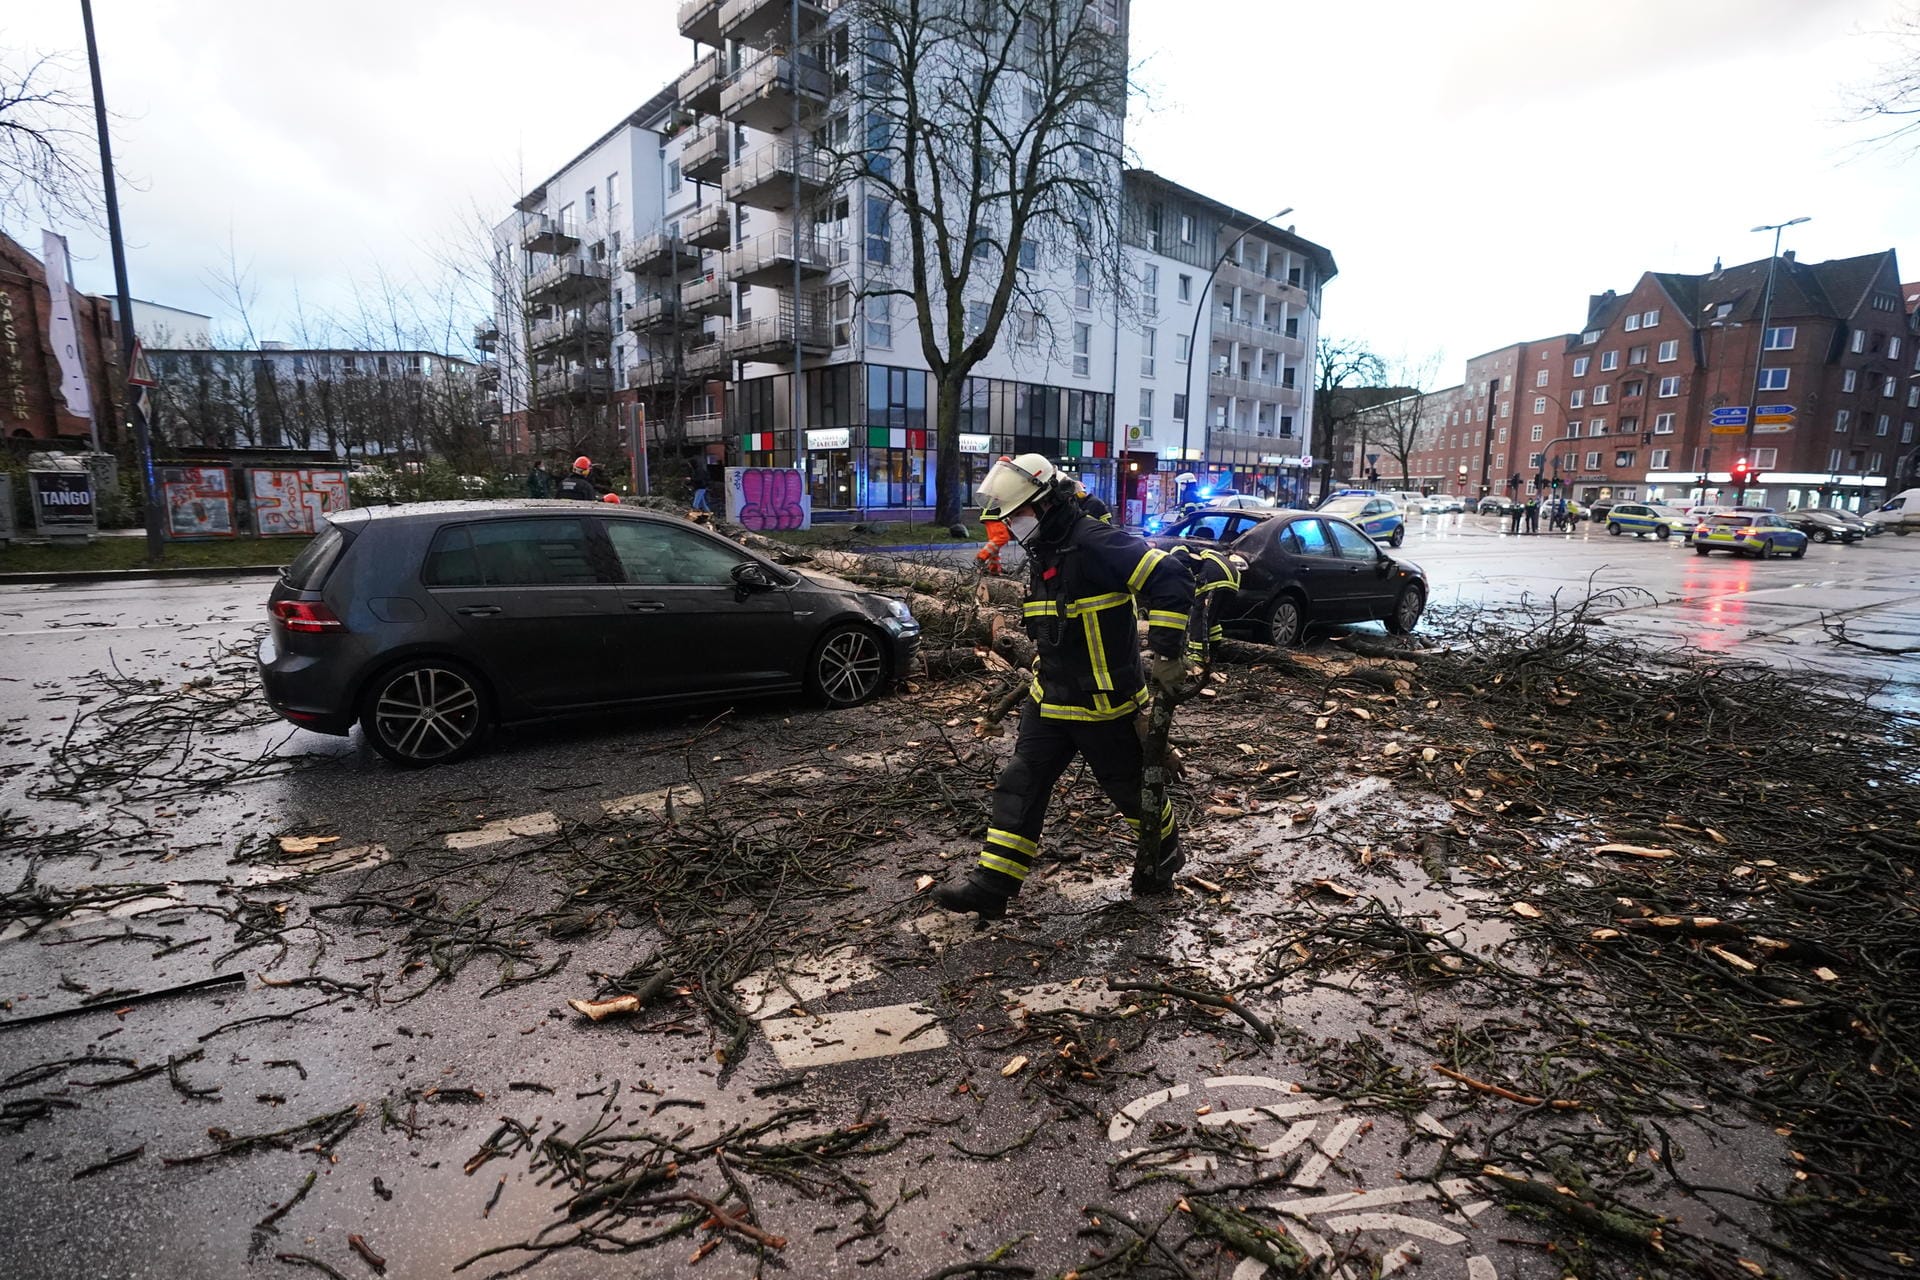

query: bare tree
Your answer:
[1313,336,1386,498]
[1353,354,1441,488]
[1848,4,1920,152]
[833,0,1130,524]
[0,46,100,234]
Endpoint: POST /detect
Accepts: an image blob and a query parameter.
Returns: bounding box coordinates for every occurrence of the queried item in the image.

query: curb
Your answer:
[0,564,285,586]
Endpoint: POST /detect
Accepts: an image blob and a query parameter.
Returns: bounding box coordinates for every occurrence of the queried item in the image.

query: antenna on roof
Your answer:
[1710,256,1723,280]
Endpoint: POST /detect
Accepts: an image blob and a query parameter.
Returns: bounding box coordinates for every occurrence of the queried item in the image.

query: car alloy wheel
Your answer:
[1791,544,1806,559]
[1754,539,1772,559]
[1815,528,1832,543]
[1607,522,1623,536]
[1386,583,1425,635]
[1389,527,1405,548]
[363,661,487,767]
[1655,525,1671,540]
[812,624,887,708]
[1268,596,1304,648]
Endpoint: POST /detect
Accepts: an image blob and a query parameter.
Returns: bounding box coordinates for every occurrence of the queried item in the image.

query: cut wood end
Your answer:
[1000,1055,1029,1077]
[1510,902,1543,919]
[569,994,643,1022]
[1594,842,1678,860]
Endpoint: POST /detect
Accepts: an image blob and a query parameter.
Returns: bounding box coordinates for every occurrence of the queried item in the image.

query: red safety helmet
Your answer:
[573,455,592,472]
[601,492,622,504]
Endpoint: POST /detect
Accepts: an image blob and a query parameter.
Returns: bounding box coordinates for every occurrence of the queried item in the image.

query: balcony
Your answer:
[726,228,836,287]
[719,0,830,47]
[677,0,723,44]
[472,320,499,352]
[519,212,579,255]
[1208,371,1295,404]
[679,119,728,184]
[722,142,828,210]
[681,411,727,442]
[685,340,729,379]
[1216,257,1294,296]
[678,52,725,115]
[681,269,732,317]
[726,310,831,363]
[475,360,501,388]
[685,201,731,250]
[537,367,613,404]
[527,257,611,304]
[623,232,700,278]
[718,52,829,132]
[528,311,612,353]
[624,294,683,334]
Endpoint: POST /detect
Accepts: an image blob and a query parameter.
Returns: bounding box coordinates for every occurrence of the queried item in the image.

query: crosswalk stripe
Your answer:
[761,1002,949,1068]
[444,812,559,849]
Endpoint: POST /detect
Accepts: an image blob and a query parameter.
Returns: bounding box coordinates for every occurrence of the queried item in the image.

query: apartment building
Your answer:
[492,0,1336,515]
[1348,340,1546,496]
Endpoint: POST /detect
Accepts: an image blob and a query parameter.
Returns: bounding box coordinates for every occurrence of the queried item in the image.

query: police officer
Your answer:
[932,454,1197,920]
[557,455,598,501]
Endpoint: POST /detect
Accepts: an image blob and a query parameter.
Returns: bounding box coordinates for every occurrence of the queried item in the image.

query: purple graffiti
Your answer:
[737,468,807,531]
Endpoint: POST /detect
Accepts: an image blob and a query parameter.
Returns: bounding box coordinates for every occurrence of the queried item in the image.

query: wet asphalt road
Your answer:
[0,522,1915,1279]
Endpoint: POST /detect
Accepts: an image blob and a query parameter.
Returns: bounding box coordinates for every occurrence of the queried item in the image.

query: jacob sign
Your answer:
[29,470,97,534]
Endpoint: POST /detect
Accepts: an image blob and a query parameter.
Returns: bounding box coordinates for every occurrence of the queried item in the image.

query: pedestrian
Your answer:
[1073,481,1112,523]
[1508,499,1523,535]
[1524,495,1540,534]
[525,460,551,499]
[1550,497,1566,532]
[932,454,1197,921]
[556,455,598,501]
[688,451,712,513]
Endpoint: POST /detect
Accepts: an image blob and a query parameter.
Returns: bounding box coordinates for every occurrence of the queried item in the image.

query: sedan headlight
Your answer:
[885,598,913,622]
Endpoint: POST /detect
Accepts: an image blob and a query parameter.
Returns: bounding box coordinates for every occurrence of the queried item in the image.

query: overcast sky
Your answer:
[9,0,1917,375]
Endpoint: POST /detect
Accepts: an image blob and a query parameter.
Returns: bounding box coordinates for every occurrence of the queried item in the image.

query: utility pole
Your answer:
[80,0,164,563]
[1479,376,1497,499]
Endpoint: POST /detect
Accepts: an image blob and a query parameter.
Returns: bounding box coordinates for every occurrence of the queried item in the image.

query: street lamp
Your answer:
[1739,216,1811,504]
[1179,206,1294,476]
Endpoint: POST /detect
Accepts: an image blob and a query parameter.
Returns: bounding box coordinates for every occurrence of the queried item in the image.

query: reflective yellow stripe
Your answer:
[1021,600,1058,617]
[1125,807,1175,834]
[1065,592,1131,617]
[1126,548,1167,592]
[1147,609,1188,630]
[1032,687,1147,721]
[985,828,1039,858]
[979,852,1030,881]
[1084,614,1114,691]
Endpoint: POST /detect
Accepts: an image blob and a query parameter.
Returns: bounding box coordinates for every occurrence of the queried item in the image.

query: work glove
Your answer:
[1149,654,1198,695]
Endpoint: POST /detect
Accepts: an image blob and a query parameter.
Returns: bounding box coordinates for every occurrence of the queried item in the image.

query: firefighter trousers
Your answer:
[973,700,1178,895]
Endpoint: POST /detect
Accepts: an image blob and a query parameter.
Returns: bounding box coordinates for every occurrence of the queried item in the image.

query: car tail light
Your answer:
[271,600,345,633]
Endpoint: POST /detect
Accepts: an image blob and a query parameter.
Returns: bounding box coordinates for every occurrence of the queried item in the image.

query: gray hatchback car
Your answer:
[258,500,921,766]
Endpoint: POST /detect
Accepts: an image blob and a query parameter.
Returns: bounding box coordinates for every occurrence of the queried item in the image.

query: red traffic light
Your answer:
[1731,457,1751,482]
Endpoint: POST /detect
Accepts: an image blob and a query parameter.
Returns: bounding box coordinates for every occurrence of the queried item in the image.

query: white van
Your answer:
[1865,487,1920,535]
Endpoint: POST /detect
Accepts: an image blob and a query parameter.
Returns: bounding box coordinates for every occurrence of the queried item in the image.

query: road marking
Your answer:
[602,784,706,819]
[734,945,883,1019]
[242,843,391,887]
[760,1001,948,1068]
[444,812,559,849]
[0,887,186,942]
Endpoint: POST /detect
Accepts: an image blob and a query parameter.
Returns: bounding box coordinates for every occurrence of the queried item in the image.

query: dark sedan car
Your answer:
[1149,509,1428,646]
[1782,507,1866,543]
[259,501,921,766]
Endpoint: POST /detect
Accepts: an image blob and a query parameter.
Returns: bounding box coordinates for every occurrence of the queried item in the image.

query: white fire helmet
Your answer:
[976,453,1059,521]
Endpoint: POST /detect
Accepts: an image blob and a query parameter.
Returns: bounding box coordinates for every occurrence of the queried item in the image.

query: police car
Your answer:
[1690,511,1808,559]
[1605,502,1692,540]
[1316,495,1406,547]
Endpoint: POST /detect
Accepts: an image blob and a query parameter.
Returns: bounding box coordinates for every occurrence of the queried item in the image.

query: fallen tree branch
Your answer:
[1106,979,1276,1043]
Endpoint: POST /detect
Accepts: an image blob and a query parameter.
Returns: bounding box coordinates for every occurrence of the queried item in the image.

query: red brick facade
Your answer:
[0,232,125,447]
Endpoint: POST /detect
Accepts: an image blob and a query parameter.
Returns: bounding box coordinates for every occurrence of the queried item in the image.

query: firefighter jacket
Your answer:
[1167,544,1241,662]
[1019,505,1195,721]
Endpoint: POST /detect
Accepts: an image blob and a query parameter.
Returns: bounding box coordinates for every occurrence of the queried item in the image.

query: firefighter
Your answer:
[933,454,1197,921]
[557,456,599,501]
[976,519,1011,575]
[1167,542,1241,664]
[1073,481,1113,523]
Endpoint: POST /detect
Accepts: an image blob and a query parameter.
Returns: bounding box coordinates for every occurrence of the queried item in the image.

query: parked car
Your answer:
[1316,495,1407,547]
[1865,487,1920,535]
[1585,500,1615,522]
[1782,507,1866,543]
[1477,496,1518,515]
[1149,510,1428,647]
[1690,512,1809,559]
[1206,494,1275,511]
[258,501,922,766]
[1797,506,1878,537]
[1605,502,1692,540]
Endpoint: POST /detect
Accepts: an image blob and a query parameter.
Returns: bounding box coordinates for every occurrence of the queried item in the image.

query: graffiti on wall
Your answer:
[724,467,810,531]
[248,468,349,537]
[160,466,235,539]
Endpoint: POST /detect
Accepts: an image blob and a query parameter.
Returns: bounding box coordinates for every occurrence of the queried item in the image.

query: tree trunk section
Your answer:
[934,376,963,527]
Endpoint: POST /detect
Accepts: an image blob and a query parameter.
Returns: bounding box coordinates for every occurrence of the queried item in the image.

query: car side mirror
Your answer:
[1375,552,1392,575]
[731,561,776,598]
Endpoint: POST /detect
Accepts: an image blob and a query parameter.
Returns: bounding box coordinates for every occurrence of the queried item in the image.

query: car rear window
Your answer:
[282,523,347,590]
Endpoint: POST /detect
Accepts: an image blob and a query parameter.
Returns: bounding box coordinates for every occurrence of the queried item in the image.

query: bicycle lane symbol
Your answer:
[1108,1075,1499,1280]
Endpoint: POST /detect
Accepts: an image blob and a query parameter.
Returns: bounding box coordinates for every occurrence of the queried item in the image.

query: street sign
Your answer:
[1709,406,1750,427]
[1300,454,1313,469]
[1710,423,1747,435]
[1753,421,1795,434]
[1365,453,1379,466]
[127,339,157,388]
[1755,404,1795,416]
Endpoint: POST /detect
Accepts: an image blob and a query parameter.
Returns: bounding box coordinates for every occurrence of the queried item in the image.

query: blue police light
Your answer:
[1196,487,1213,498]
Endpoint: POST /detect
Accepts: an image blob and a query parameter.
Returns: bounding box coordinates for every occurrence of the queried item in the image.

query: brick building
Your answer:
[0,231,125,448]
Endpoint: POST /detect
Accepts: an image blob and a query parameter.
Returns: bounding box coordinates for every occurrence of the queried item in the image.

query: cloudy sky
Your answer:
[8,0,1917,375]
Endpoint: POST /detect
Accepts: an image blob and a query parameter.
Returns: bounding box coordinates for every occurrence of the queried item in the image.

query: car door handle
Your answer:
[456,605,502,617]
[626,599,668,612]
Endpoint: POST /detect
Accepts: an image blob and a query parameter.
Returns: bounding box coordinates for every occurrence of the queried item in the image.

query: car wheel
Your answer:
[1753,539,1772,559]
[1385,583,1425,635]
[1655,525,1671,541]
[360,659,490,768]
[1268,595,1305,648]
[810,623,889,708]
[1791,544,1806,559]
[1814,528,1832,543]
[1896,527,1910,536]
[1607,522,1623,537]
[1388,526,1405,548]
[1694,545,1710,556]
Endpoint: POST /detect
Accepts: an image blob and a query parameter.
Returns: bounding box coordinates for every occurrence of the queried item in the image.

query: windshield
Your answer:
[1318,498,1365,516]
[1648,505,1683,517]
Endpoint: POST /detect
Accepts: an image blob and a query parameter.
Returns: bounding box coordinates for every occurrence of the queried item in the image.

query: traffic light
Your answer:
[1552,476,1562,492]
[1731,457,1751,488]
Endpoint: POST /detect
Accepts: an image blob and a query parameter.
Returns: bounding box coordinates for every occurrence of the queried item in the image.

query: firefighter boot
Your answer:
[933,872,1012,922]
[1131,846,1185,895]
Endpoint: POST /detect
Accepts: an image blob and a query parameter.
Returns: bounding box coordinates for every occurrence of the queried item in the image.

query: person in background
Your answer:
[689,452,713,513]
[1524,494,1541,534]
[525,460,551,499]
[587,461,614,495]
[1508,498,1524,535]
[557,456,599,501]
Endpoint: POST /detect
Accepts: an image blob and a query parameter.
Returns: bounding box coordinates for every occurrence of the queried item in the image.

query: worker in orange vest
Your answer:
[976,518,1011,575]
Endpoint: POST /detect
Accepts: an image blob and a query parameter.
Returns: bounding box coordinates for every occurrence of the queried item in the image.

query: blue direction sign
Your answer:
[1710,406,1750,426]
[1755,404,1795,417]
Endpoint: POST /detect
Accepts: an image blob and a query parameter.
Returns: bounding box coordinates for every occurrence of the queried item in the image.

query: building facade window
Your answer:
[1851,329,1866,353]
[1654,412,1675,433]
[1643,309,1659,326]
[1535,369,1548,387]
[1614,450,1635,468]
[1592,385,1610,405]
[1657,339,1679,362]
[1072,322,1091,376]
[865,197,890,263]
[1629,344,1648,364]
[1569,389,1584,408]
[865,295,892,348]
[1073,256,1092,310]
[1172,392,1187,422]
[1757,368,1789,390]
[1530,424,1543,441]
[1624,314,1640,332]
[1763,325,1796,350]
[831,284,853,347]
[1572,356,1590,377]
[1600,350,1619,371]
[1651,448,1671,468]
[1138,388,1153,434]
[1586,451,1602,470]
[1141,263,1158,315]
[1534,396,1546,413]
[1175,334,1189,364]
[1179,214,1194,243]
[1844,369,1858,392]
[1657,376,1681,397]
[1141,329,1156,377]
[1177,273,1192,302]
[1835,409,1851,432]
